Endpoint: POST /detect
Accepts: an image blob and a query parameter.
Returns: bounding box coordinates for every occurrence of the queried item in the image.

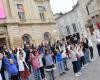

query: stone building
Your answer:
[78,0,100,35]
[54,3,84,40]
[0,0,58,48]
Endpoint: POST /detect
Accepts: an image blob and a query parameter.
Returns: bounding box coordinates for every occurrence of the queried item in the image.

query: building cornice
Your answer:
[0,21,56,26]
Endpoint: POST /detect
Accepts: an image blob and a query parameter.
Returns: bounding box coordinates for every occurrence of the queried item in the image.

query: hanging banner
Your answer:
[0,0,6,19]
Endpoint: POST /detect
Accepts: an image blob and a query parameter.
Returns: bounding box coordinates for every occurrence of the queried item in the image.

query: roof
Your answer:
[54,2,79,20]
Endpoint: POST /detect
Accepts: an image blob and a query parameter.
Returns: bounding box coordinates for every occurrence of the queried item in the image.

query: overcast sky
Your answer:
[50,0,78,14]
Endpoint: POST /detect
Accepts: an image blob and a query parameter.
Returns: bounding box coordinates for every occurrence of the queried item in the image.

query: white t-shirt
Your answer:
[39,54,43,67]
[88,38,93,47]
[67,45,71,51]
[0,60,2,80]
[62,50,67,58]
[0,74,2,80]
[96,35,100,43]
[0,60,2,70]
[95,29,100,43]
[70,50,77,62]
[60,45,66,51]
[78,50,84,57]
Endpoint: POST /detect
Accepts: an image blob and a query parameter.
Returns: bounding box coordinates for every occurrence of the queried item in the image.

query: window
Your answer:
[72,23,77,32]
[17,4,26,21]
[22,34,31,45]
[66,26,70,34]
[35,0,44,2]
[38,6,46,21]
[34,0,45,3]
[44,32,50,40]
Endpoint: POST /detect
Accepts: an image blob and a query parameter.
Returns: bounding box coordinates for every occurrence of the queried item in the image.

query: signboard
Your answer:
[0,0,5,19]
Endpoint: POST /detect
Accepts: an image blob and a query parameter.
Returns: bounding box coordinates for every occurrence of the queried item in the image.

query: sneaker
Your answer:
[65,68,70,71]
[44,78,47,80]
[75,73,80,77]
[77,72,82,75]
[84,63,89,67]
[63,72,66,74]
[91,59,94,62]
[60,73,63,76]
[82,66,85,69]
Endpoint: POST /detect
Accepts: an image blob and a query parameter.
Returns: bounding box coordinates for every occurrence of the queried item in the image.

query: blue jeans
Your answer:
[63,58,68,69]
[97,43,100,57]
[4,71,9,80]
[84,48,90,64]
[72,61,81,73]
[33,69,41,80]
[47,70,55,80]
[57,61,64,74]
[0,74,2,80]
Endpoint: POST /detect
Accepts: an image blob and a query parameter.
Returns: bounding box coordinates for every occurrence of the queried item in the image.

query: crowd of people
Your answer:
[0,34,99,80]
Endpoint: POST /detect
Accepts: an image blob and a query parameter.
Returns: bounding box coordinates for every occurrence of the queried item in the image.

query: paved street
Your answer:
[55,58,100,80]
[30,57,100,80]
[30,45,100,80]
[1,0,100,80]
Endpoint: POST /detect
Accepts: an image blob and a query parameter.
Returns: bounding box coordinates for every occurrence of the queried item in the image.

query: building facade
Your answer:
[78,0,100,36]
[0,0,59,48]
[55,0,100,40]
[54,3,84,39]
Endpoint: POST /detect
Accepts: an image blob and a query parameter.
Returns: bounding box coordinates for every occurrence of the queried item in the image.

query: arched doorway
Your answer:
[22,34,31,46]
[44,32,51,41]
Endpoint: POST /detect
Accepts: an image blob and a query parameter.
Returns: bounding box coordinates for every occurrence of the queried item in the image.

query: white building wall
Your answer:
[78,0,100,36]
[55,8,83,39]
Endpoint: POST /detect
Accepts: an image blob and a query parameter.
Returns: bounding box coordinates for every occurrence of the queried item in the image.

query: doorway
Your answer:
[0,38,7,51]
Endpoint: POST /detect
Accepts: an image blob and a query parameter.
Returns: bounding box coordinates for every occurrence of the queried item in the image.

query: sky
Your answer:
[50,0,78,14]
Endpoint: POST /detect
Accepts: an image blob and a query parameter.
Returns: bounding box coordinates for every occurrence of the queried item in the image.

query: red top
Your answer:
[96,23,100,30]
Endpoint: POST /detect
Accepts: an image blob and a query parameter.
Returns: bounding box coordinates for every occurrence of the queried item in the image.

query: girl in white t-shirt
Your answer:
[70,45,81,77]
[0,53,3,80]
[78,44,85,69]
[39,53,47,80]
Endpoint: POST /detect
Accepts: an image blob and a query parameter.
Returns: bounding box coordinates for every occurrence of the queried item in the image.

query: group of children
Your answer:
[0,36,96,80]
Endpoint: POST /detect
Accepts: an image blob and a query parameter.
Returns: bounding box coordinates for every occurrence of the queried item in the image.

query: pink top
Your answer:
[30,53,40,69]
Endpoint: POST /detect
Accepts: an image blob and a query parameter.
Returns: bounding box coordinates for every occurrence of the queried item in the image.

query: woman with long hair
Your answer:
[30,49,41,80]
